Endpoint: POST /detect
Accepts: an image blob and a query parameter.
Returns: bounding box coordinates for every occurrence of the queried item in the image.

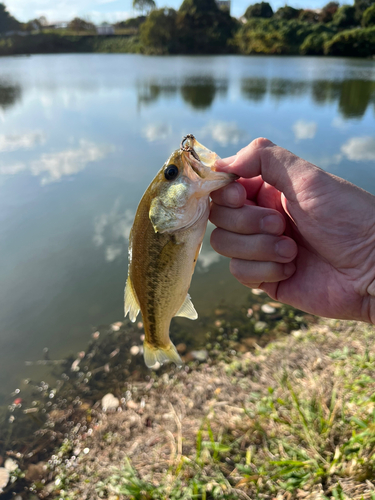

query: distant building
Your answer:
[216,0,231,13]
[96,23,115,35]
[49,22,69,29]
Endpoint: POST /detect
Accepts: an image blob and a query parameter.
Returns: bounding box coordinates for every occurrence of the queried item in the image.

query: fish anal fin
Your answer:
[175,293,198,320]
[143,341,183,368]
[124,276,140,323]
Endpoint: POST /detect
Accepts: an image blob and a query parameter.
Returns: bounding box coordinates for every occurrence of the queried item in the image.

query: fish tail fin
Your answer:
[143,341,183,368]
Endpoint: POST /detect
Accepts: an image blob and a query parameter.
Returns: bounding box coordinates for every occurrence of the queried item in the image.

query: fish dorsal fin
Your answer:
[124,276,140,323]
[175,294,198,320]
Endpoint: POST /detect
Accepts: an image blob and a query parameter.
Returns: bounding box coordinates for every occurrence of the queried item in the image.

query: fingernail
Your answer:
[276,239,296,259]
[261,215,283,234]
[284,262,296,277]
[225,184,240,207]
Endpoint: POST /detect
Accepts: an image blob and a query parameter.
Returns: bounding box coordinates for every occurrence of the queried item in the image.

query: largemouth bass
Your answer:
[124,134,236,368]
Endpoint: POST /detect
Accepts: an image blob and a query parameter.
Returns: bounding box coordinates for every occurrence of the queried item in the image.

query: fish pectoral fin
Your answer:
[143,341,183,368]
[124,276,140,323]
[174,294,198,320]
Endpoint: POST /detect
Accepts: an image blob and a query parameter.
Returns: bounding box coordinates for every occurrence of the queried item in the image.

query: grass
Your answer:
[40,318,375,500]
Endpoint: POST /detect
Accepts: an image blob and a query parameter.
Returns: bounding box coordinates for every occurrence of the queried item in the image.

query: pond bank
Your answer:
[2,305,375,499]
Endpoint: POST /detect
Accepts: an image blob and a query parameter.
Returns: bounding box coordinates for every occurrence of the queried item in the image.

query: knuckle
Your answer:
[252,137,274,150]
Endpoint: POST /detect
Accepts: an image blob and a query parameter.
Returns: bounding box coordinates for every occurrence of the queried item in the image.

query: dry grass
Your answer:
[38,319,375,499]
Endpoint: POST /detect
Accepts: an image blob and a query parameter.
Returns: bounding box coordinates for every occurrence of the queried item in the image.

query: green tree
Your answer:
[333,5,356,28]
[179,0,218,13]
[299,10,319,23]
[354,0,375,22]
[177,0,238,54]
[244,2,273,19]
[0,3,20,33]
[319,1,339,23]
[275,6,301,20]
[140,8,177,53]
[362,4,375,25]
[115,16,146,29]
[133,0,156,15]
[68,18,95,32]
[325,26,375,56]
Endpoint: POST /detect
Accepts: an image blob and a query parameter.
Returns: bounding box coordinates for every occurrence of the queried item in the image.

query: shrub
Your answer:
[362,4,375,26]
[300,31,334,54]
[140,8,177,54]
[333,5,357,28]
[325,26,375,56]
[243,2,273,19]
[275,6,301,20]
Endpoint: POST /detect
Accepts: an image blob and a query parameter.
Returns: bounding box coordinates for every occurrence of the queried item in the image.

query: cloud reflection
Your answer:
[293,120,317,140]
[142,123,171,142]
[341,136,375,161]
[0,131,45,152]
[93,201,134,262]
[31,140,111,184]
[201,120,248,147]
[0,139,112,184]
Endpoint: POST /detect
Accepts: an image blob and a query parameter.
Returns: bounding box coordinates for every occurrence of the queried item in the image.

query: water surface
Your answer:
[0,54,375,402]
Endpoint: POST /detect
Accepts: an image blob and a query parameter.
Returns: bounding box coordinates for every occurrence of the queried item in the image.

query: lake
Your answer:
[0,54,375,403]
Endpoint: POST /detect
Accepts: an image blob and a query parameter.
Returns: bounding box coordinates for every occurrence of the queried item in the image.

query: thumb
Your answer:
[216,138,322,202]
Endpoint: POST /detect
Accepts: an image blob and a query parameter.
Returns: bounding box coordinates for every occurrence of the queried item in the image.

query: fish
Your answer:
[124,134,236,368]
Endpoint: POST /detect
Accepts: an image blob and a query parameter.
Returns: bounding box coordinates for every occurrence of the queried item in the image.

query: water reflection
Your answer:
[181,77,227,110]
[0,139,113,184]
[338,80,375,119]
[341,136,375,161]
[241,78,375,119]
[0,81,21,110]
[137,77,228,110]
[137,75,375,119]
[93,200,134,263]
[201,120,248,146]
[241,78,267,102]
[0,131,45,152]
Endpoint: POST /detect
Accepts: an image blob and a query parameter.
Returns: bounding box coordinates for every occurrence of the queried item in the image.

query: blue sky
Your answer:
[6,0,334,24]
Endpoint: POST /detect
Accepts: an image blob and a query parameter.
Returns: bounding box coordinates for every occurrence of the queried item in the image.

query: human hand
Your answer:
[210,138,375,323]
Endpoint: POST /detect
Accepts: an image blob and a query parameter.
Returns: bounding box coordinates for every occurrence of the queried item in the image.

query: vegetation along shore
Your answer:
[0,0,375,57]
[2,291,375,498]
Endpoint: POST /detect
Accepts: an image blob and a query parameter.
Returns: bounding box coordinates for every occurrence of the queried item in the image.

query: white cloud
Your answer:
[341,136,375,162]
[317,154,343,169]
[0,163,27,175]
[292,120,317,140]
[331,116,349,130]
[30,139,111,184]
[198,248,221,270]
[0,139,112,184]
[142,123,171,142]
[201,121,248,147]
[105,245,123,262]
[7,0,131,23]
[0,132,45,152]
[93,201,134,262]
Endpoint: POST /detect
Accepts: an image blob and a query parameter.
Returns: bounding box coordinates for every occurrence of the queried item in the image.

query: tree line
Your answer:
[0,0,374,57]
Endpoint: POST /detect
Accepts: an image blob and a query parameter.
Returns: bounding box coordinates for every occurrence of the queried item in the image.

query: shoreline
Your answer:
[2,298,375,498]
[0,31,374,58]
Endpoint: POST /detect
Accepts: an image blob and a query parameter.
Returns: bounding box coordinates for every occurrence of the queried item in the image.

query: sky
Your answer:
[5,0,332,24]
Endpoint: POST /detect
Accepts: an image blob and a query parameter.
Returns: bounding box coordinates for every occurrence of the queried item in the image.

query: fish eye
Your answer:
[164,164,179,181]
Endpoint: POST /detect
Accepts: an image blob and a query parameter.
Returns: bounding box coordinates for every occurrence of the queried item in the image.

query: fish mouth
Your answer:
[181,133,238,186]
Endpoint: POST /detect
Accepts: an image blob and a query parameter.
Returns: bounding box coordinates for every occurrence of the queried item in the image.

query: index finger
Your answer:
[215,138,322,202]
